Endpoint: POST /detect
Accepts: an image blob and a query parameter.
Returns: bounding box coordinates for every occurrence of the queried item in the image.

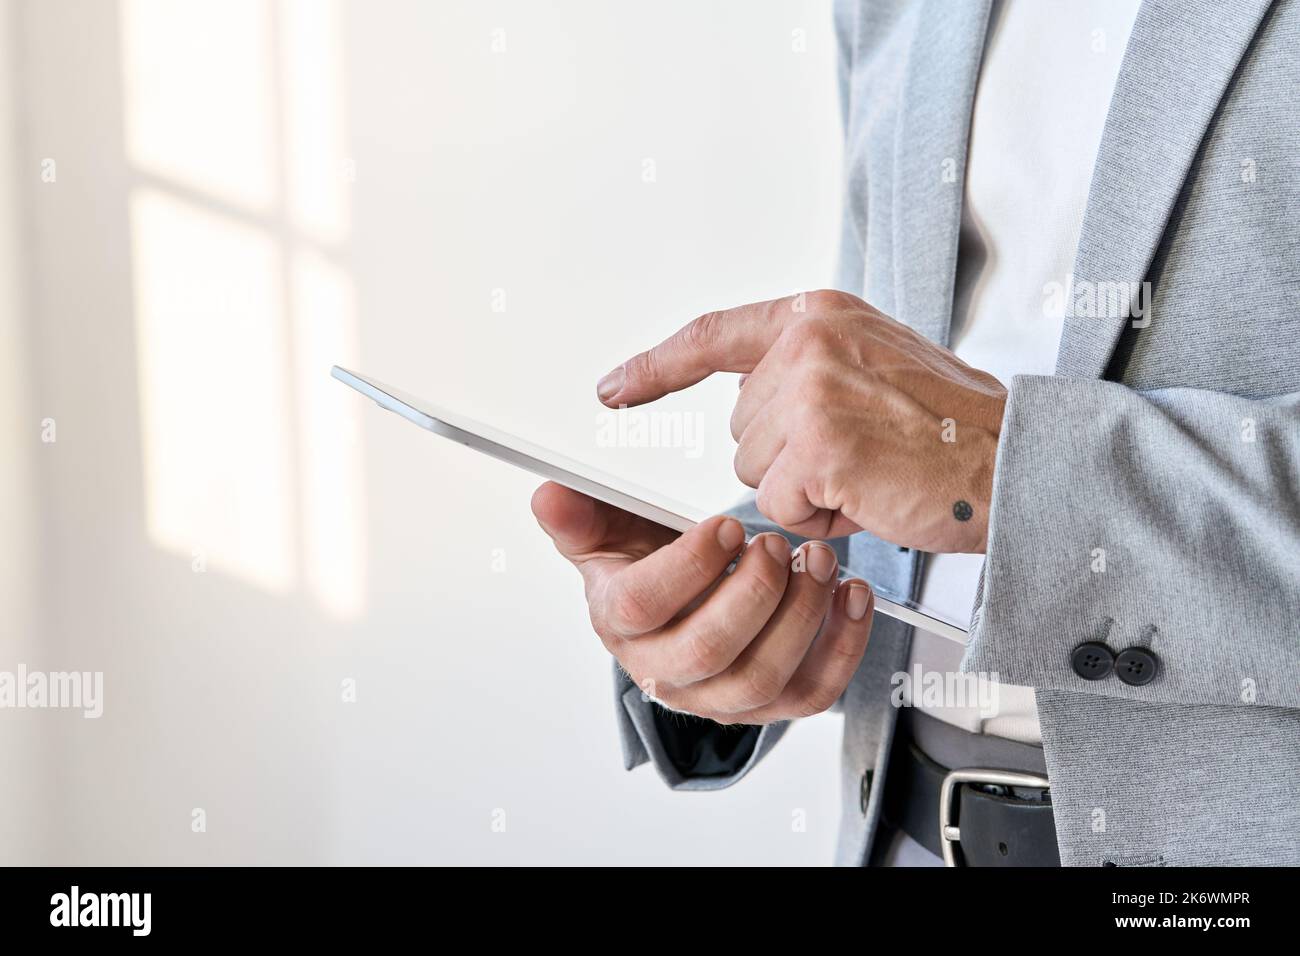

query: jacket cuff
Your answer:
[613,661,788,790]
[964,374,1296,708]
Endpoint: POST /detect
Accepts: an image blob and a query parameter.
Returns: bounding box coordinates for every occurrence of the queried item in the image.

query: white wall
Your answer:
[3,0,846,864]
[0,0,46,864]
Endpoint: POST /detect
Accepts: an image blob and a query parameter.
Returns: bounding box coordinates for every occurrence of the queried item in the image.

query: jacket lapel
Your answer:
[891,0,993,348]
[1055,0,1276,379]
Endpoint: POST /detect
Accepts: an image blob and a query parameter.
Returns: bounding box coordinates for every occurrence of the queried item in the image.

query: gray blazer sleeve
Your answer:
[965,375,1300,710]
[614,498,853,789]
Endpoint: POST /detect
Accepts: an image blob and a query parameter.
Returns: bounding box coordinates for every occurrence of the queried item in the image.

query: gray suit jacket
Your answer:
[614,0,1300,866]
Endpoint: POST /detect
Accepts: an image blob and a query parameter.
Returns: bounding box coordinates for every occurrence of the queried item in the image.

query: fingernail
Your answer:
[761,533,789,562]
[805,543,837,584]
[596,366,624,403]
[716,518,745,553]
[845,583,871,621]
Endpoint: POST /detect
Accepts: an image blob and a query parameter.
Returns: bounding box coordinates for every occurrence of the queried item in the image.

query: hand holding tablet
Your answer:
[530,480,875,725]
[333,363,975,726]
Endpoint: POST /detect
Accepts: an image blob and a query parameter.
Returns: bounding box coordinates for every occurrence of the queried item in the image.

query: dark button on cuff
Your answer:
[1071,641,1115,681]
[1115,647,1159,686]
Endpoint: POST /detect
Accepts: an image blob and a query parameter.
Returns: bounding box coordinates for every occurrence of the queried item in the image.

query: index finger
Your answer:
[596,298,789,407]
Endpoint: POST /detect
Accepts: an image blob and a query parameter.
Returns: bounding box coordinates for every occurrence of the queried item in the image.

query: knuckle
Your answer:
[828,627,870,665]
[586,588,615,641]
[803,289,851,313]
[680,623,730,681]
[684,311,722,353]
[676,537,719,585]
[733,658,786,710]
[606,578,660,634]
[733,448,758,488]
[794,677,842,718]
[755,484,801,530]
[782,317,836,361]
[729,404,745,443]
[753,485,783,525]
[590,612,617,650]
[740,557,787,607]
[787,588,830,634]
[785,316,825,347]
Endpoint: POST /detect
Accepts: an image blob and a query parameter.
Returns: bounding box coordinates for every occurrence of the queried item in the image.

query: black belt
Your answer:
[881,710,1061,867]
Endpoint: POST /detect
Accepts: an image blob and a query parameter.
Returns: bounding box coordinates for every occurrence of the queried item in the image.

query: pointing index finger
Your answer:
[597,298,789,407]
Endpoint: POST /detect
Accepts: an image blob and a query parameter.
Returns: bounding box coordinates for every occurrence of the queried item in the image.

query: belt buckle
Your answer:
[939,768,1050,867]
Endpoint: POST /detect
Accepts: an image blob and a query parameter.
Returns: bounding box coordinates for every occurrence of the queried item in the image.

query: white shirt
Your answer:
[911,0,1141,744]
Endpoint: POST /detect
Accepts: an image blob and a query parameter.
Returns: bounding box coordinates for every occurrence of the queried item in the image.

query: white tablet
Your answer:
[333,366,969,643]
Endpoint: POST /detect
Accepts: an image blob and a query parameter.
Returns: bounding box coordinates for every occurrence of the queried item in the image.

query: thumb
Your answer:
[531,482,676,560]
[530,482,611,555]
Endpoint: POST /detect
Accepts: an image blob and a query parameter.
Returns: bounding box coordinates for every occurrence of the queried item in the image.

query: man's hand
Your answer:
[531,481,874,725]
[596,291,1007,553]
